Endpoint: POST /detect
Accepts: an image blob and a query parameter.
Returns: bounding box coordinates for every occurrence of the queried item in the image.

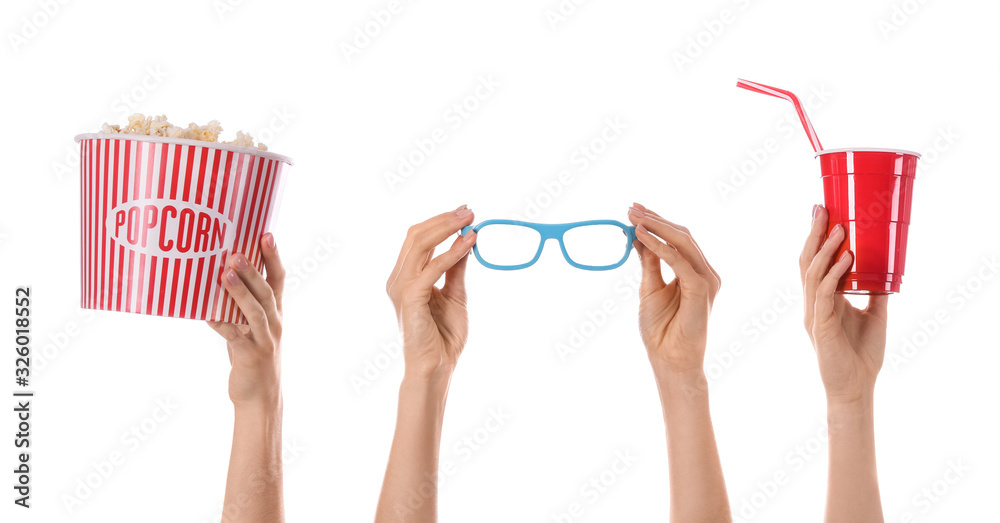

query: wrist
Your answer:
[401,370,452,400]
[827,393,874,431]
[233,392,283,418]
[826,389,875,413]
[652,366,709,401]
[403,357,456,386]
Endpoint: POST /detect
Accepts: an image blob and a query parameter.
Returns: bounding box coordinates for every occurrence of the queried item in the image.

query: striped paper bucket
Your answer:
[75,133,293,324]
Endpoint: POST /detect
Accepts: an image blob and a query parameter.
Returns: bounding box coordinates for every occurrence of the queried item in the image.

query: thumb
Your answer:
[635,240,665,296]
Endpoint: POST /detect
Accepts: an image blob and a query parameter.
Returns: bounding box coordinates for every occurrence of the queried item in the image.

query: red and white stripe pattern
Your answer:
[736,78,824,153]
[79,137,289,324]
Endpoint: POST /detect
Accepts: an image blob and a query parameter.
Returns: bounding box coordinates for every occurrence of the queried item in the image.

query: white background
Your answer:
[1,0,998,521]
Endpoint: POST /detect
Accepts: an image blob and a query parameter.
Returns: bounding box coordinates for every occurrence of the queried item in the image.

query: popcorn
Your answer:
[100,113,267,151]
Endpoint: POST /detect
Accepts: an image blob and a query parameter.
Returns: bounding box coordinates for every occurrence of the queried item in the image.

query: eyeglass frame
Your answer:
[459,219,638,271]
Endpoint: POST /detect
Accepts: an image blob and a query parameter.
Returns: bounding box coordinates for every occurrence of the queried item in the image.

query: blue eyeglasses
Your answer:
[460,220,637,271]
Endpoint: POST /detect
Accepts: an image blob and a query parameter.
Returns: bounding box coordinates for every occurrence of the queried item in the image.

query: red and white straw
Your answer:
[736,78,823,153]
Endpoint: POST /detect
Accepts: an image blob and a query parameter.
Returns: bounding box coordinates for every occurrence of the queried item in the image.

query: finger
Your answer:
[387,206,465,294]
[633,202,721,281]
[815,251,853,322]
[222,268,270,339]
[628,207,717,285]
[632,202,661,218]
[633,239,665,295]
[387,206,472,295]
[420,246,435,272]
[442,232,475,300]
[635,224,704,292]
[230,253,281,332]
[260,233,286,314]
[401,207,475,275]
[866,293,889,320]
[800,205,830,284]
[634,202,721,288]
[804,224,845,319]
[417,232,476,289]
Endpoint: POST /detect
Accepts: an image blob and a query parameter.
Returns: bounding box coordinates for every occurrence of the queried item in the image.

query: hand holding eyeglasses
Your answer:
[627,203,722,374]
[385,205,477,379]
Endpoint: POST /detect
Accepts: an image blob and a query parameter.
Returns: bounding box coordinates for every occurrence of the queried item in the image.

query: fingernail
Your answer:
[812,205,821,221]
[830,224,843,237]
[233,253,249,270]
[456,206,472,217]
[636,223,647,234]
[629,207,644,217]
[226,270,239,284]
[264,234,275,249]
[840,251,852,262]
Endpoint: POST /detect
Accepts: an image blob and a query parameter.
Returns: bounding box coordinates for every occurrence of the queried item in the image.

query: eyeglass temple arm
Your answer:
[460,225,474,236]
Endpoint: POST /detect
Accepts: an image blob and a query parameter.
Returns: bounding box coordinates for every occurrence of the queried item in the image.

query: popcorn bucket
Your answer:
[75,134,293,324]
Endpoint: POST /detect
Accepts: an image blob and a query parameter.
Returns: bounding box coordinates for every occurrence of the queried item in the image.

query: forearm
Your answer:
[654,366,731,523]
[825,396,882,523]
[376,371,452,523]
[223,399,284,523]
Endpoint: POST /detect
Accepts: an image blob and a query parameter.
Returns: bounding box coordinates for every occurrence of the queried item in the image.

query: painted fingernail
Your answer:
[226,270,239,284]
[830,224,843,237]
[265,234,275,249]
[629,207,644,217]
[812,205,821,221]
[636,223,648,234]
[840,251,852,262]
[456,207,472,217]
[233,253,249,270]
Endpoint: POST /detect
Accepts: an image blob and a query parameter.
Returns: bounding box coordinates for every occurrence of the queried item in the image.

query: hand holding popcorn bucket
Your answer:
[76,132,293,324]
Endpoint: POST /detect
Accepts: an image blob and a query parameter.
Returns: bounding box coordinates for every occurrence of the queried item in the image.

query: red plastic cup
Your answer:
[75,133,293,324]
[816,148,919,294]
